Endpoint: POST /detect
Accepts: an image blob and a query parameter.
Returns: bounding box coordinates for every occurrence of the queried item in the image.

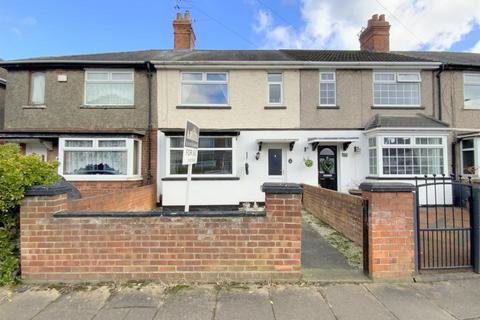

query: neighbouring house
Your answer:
[0,53,158,195]
[0,66,6,129]
[394,51,480,179]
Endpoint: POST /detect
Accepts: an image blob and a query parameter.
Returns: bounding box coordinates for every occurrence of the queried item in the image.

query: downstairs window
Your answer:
[59,138,141,179]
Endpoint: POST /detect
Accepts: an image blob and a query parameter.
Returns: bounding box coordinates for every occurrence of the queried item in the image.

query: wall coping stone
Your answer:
[359,181,415,192]
[261,183,304,194]
[25,178,82,199]
[54,210,266,218]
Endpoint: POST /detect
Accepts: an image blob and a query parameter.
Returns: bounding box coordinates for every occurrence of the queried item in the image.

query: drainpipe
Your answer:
[435,64,445,121]
[145,62,153,184]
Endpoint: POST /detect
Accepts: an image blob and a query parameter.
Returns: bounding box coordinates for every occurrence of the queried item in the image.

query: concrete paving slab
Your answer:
[302,222,356,270]
[320,284,396,320]
[107,285,164,309]
[155,287,215,320]
[32,287,111,320]
[366,283,455,320]
[215,287,274,320]
[0,288,60,320]
[270,286,335,320]
[414,280,480,319]
[124,307,157,320]
[93,308,129,320]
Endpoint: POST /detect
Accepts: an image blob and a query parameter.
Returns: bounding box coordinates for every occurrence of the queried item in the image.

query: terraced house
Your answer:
[1,13,479,207]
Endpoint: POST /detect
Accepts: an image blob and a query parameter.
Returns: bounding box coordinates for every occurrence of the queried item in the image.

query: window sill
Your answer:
[371,105,425,110]
[64,175,143,181]
[162,176,240,181]
[264,105,287,109]
[23,105,46,109]
[317,105,340,109]
[176,105,232,110]
[463,106,480,110]
[80,105,135,109]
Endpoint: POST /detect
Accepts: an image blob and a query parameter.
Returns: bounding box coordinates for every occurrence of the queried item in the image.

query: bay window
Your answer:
[168,136,233,176]
[181,72,229,106]
[85,69,134,106]
[464,73,480,109]
[368,135,446,176]
[373,72,421,107]
[59,138,141,179]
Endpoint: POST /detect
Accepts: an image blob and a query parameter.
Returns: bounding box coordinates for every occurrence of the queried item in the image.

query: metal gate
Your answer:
[415,175,473,270]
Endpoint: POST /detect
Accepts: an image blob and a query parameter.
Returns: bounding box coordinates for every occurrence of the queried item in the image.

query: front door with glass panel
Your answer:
[318,146,337,190]
[268,148,285,181]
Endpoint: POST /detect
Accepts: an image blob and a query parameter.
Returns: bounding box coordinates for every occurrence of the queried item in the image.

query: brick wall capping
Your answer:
[54,210,266,218]
[261,182,303,194]
[359,181,415,192]
[25,178,82,199]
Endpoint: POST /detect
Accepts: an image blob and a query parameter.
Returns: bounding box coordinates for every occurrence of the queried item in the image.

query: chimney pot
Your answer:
[176,12,182,21]
[359,13,390,52]
[184,10,191,21]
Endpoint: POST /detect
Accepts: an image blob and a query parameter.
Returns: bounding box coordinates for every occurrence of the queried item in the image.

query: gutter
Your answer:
[436,64,445,121]
[145,62,153,185]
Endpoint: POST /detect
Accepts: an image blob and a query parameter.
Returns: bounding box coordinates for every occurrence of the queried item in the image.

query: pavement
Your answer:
[2,278,480,320]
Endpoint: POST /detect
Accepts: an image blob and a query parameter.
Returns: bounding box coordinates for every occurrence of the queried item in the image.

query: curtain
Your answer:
[64,151,127,175]
[30,73,45,105]
[86,83,133,105]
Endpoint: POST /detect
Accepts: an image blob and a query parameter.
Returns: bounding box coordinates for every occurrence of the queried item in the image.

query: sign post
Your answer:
[182,120,200,213]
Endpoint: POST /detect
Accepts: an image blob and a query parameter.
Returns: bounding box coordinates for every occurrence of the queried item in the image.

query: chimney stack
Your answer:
[173,11,196,50]
[359,14,390,52]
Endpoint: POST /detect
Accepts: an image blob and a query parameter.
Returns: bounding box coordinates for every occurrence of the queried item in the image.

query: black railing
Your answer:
[415,174,474,270]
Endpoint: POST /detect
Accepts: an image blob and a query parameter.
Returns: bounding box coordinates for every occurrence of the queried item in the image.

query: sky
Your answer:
[1,0,479,60]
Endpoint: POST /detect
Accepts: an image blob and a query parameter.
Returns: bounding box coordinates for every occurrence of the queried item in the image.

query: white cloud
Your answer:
[10,27,20,35]
[253,0,480,51]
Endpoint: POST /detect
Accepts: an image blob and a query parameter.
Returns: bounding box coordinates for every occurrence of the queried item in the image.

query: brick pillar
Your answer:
[261,183,303,275]
[359,182,416,279]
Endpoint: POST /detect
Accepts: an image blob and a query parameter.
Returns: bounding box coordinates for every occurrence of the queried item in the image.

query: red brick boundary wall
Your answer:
[20,183,303,282]
[71,181,144,198]
[360,182,416,279]
[303,184,364,245]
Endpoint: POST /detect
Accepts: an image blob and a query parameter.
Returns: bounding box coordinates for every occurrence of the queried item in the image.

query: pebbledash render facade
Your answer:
[1,12,480,205]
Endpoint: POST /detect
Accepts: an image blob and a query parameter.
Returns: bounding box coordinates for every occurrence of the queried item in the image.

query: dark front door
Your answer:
[318,146,338,190]
[268,148,283,176]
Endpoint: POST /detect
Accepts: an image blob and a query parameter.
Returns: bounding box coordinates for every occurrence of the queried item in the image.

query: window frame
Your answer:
[373,71,422,107]
[460,138,477,176]
[29,71,46,106]
[84,69,135,106]
[166,136,236,177]
[58,137,142,181]
[463,73,480,110]
[367,134,448,178]
[266,72,283,105]
[319,71,337,107]
[180,71,229,107]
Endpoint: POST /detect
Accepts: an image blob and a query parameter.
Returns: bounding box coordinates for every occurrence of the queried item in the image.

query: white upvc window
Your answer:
[319,71,336,106]
[368,137,377,175]
[30,72,45,105]
[373,72,421,107]
[59,137,142,180]
[461,139,476,175]
[367,134,447,177]
[267,72,283,105]
[84,69,134,106]
[181,72,229,106]
[464,73,480,109]
[167,136,234,177]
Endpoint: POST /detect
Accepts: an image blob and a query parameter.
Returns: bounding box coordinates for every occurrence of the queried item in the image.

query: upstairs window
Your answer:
[373,72,421,107]
[319,72,336,106]
[30,72,45,105]
[181,72,228,106]
[464,73,480,109]
[267,72,283,105]
[85,70,134,106]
